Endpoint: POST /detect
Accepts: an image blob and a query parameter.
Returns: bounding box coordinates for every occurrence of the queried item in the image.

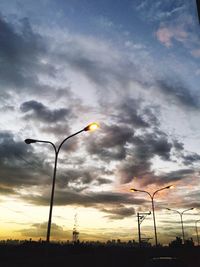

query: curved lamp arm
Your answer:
[25,139,56,153]
[152,185,173,198]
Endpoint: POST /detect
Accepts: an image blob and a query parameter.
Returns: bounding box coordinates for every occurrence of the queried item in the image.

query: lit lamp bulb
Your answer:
[84,122,100,131]
[130,188,137,192]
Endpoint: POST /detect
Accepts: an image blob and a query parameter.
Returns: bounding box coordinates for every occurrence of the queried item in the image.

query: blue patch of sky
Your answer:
[133,0,192,22]
[0,0,153,40]
[53,0,200,92]
[48,0,156,44]
[148,41,200,94]
[0,1,185,48]
[0,0,199,87]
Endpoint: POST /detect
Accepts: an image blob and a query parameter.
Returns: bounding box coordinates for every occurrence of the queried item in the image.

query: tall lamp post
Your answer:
[195,219,200,246]
[130,185,173,246]
[166,208,193,244]
[25,122,99,243]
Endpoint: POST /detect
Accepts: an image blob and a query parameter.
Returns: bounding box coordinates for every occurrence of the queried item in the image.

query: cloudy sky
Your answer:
[0,0,200,245]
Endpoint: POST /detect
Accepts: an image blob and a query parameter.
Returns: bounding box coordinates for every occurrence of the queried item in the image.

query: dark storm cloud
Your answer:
[113,100,200,185]
[0,16,77,105]
[91,99,168,165]
[101,205,136,220]
[0,128,114,198]
[161,168,196,182]
[86,123,134,161]
[58,167,101,185]
[40,123,71,138]
[116,99,151,128]
[54,165,113,192]
[56,168,93,191]
[35,163,112,193]
[172,139,200,165]
[133,131,173,161]
[100,98,160,132]
[173,139,184,151]
[84,93,200,187]
[142,107,160,127]
[118,129,174,184]
[22,189,146,207]
[85,96,196,185]
[0,131,29,160]
[95,178,112,185]
[148,168,196,186]
[0,131,51,190]
[0,13,138,101]
[157,79,199,109]
[118,157,197,186]
[118,156,153,184]
[0,16,54,93]
[20,100,71,123]
[182,152,200,165]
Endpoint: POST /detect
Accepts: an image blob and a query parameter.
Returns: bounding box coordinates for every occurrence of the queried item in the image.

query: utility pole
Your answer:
[137,211,151,246]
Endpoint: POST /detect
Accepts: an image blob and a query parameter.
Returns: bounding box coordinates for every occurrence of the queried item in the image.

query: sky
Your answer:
[0,0,200,245]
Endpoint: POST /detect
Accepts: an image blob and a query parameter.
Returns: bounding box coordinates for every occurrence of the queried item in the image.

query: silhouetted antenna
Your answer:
[72,212,79,243]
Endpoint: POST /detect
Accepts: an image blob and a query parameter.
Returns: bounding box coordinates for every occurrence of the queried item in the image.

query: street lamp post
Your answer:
[166,208,194,244]
[195,219,200,246]
[25,122,99,243]
[130,185,173,246]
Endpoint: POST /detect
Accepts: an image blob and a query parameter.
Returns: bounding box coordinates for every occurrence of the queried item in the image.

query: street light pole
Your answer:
[166,208,193,244]
[130,185,173,246]
[46,142,58,243]
[180,212,185,244]
[25,122,99,242]
[195,219,200,246]
[151,195,157,246]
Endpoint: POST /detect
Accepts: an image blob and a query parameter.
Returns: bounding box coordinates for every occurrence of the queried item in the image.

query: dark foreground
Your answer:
[0,243,199,267]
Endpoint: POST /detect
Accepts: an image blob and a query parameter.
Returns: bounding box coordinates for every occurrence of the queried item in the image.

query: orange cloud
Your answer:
[155,26,188,47]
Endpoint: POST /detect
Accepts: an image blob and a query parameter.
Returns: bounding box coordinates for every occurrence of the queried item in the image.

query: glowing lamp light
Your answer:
[84,122,100,131]
[130,188,137,192]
